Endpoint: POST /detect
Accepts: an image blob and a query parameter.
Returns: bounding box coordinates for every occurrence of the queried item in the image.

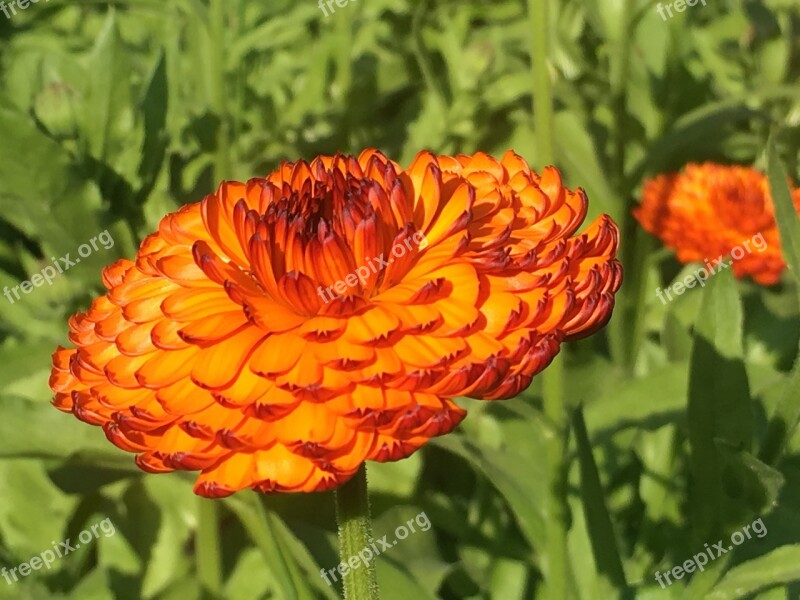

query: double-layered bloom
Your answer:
[634,162,800,285]
[50,149,622,497]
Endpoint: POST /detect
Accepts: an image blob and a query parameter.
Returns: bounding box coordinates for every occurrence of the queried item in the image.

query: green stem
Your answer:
[609,4,634,193]
[412,0,448,117]
[334,0,355,147]
[197,498,223,598]
[335,464,379,600]
[528,0,554,165]
[529,2,570,597]
[607,0,640,372]
[542,356,570,600]
[209,0,231,181]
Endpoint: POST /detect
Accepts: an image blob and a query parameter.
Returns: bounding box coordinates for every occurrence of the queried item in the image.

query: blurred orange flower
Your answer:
[50,149,622,497]
[634,162,800,285]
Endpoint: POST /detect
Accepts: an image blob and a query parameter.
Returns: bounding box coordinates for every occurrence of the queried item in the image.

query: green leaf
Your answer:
[766,136,800,283]
[140,477,196,598]
[714,440,785,515]
[81,10,129,165]
[370,505,452,594]
[0,460,76,560]
[759,136,800,466]
[760,365,800,466]
[66,568,115,600]
[224,548,274,600]
[0,396,122,460]
[431,431,548,550]
[0,98,108,260]
[554,111,617,223]
[269,510,340,600]
[154,576,202,600]
[223,493,325,600]
[48,459,140,495]
[135,51,169,209]
[584,362,689,442]
[706,545,800,600]
[488,558,529,599]
[687,269,753,543]
[572,406,628,589]
[645,103,754,170]
[0,340,57,394]
[375,553,440,600]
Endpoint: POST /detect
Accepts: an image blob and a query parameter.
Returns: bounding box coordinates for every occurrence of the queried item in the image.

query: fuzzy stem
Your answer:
[335,464,380,599]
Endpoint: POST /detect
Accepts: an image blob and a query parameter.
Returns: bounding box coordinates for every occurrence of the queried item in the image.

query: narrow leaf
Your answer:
[706,545,800,600]
[687,269,752,544]
[572,406,628,589]
[760,137,800,465]
[766,136,800,281]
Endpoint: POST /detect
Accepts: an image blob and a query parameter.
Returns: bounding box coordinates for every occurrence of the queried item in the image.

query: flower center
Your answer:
[712,175,773,234]
[212,155,424,317]
[264,171,382,243]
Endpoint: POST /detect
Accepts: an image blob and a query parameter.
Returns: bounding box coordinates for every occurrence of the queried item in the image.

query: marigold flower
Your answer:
[634,162,800,285]
[50,149,622,497]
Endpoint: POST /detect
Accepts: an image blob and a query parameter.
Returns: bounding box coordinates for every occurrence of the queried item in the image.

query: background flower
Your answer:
[634,163,800,285]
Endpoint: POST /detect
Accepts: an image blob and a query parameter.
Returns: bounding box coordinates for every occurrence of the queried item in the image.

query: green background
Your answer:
[1,0,800,598]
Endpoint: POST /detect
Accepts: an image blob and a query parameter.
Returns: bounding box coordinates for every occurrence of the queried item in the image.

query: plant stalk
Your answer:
[209,0,232,181]
[335,464,380,600]
[529,1,570,597]
[528,0,554,165]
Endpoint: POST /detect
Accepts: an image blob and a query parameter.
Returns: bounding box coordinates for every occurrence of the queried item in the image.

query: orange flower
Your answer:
[50,150,622,497]
[634,162,800,285]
